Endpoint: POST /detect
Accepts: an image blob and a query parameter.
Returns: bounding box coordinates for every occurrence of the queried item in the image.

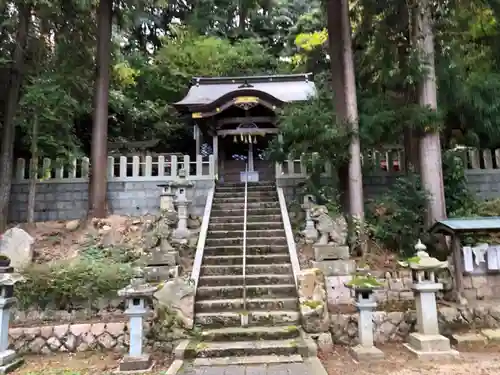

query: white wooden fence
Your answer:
[14,154,215,182]
[275,147,500,178]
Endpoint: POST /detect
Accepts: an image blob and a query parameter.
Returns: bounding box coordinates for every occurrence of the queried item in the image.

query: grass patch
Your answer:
[301,300,322,309]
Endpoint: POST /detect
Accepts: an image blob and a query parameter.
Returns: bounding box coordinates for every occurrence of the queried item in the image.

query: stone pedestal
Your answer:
[118,272,159,373]
[173,200,191,240]
[348,287,384,361]
[0,264,24,374]
[311,259,356,277]
[403,270,459,359]
[143,249,180,283]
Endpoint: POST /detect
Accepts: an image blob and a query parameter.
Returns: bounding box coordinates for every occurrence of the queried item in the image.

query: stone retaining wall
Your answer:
[11,303,500,354]
[330,304,500,345]
[9,321,132,354]
[7,318,177,355]
[8,179,213,222]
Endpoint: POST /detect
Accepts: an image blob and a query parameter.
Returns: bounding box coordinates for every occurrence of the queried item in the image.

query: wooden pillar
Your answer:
[212,134,218,178]
[248,141,254,172]
[451,234,465,304]
[194,124,201,156]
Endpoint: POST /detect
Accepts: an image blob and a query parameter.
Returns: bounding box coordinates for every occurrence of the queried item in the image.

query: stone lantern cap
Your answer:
[398,240,449,271]
[0,272,24,287]
[118,268,159,299]
[344,274,383,294]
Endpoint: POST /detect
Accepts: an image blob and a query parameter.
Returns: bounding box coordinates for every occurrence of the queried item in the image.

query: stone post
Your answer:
[172,169,194,241]
[0,258,24,373]
[346,285,384,360]
[301,195,318,244]
[402,241,459,359]
[118,269,159,373]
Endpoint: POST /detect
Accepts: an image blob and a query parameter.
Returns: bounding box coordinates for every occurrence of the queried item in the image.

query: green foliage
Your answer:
[268,72,350,183]
[15,258,134,310]
[346,274,383,288]
[443,149,479,217]
[365,173,429,257]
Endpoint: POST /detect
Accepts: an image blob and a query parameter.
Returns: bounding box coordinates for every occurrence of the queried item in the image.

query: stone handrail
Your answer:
[14,154,215,182]
[190,185,215,291]
[277,187,300,287]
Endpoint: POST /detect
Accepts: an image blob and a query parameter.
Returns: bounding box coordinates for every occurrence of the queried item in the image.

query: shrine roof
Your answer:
[429,217,500,234]
[173,73,316,111]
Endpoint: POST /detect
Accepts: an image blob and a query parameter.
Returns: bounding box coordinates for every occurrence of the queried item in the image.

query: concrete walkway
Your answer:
[176,359,327,375]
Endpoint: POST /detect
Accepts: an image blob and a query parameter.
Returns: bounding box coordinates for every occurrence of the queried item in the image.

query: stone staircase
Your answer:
[185,181,310,365]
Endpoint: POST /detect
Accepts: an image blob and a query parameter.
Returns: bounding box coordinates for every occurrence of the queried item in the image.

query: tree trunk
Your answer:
[415,0,447,225]
[326,0,348,213]
[339,0,364,221]
[89,0,113,219]
[327,0,366,254]
[27,114,39,226]
[0,4,31,232]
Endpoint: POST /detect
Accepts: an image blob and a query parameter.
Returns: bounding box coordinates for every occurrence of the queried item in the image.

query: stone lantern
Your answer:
[118,268,160,373]
[301,195,318,244]
[400,240,459,358]
[157,183,176,212]
[171,169,194,241]
[0,256,24,373]
[345,276,384,360]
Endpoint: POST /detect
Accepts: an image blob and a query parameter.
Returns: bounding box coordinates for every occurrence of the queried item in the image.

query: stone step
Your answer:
[204,237,287,247]
[211,208,281,217]
[200,326,300,342]
[194,310,300,328]
[203,254,291,266]
[212,196,277,204]
[212,202,279,211]
[196,284,297,300]
[207,229,284,239]
[197,274,295,287]
[214,191,276,199]
[195,297,298,313]
[217,181,275,189]
[200,263,292,276]
[193,354,304,366]
[185,338,302,359]
[203,245,289,256]
[208,222,284,231]
[210,214,283,224]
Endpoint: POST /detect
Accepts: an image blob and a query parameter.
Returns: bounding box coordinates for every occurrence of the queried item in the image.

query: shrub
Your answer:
[16,257,134,310]
[442,149,478,217]
[365,173,429,257]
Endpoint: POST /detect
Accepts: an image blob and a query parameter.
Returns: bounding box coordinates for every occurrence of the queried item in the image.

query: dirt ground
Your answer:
[12,343,500,375]
[320,343,500,375]
[13,351,172,375]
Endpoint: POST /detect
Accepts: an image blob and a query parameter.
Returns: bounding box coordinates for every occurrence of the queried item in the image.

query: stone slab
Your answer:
[312,260,356,276]
[165,360,184,375]
[144,265,179,282]
[314,245,350,261]
[326,276,352,304]
[174,340,191,360]
[452,332,487,344]
[406,333,452,352]
[118,355,154,373]
[349,345,385,361]
[403,343,459,360]
[481,328,500,340]
[193,354,303,366]
[143,250,179,266]
[0,357,23,374]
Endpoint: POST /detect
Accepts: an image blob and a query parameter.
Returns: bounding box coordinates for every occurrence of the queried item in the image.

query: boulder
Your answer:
[297,268,330,333]
[154,278,195,329]
[0,227,34,270]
